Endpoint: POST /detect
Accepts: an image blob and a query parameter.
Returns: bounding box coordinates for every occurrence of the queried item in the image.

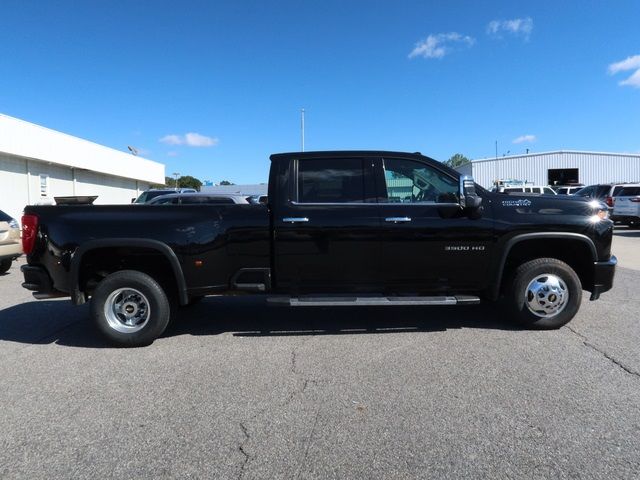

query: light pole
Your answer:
[301,108,305,152]
[172,172,180,189]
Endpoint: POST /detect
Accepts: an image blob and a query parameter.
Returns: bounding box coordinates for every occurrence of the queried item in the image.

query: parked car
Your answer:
[247,195,268,205]
[148,193,250,205]
[20,150,616,346]
[611,185,640,227]
[133,188,197,204]
[0,209,22,274]
[556,185,584,195]
[572,184,629,209]
[495,185,557,195]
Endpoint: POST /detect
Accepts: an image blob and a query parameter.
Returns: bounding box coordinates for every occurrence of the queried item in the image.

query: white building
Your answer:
[0,113,165,222]
[457,150,640,189]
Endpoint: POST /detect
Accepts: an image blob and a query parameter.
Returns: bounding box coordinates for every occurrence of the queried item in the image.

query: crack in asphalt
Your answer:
[237,422,251,479]
[295,410,321,480]
[565,325,640,378]
[235,340,319,478]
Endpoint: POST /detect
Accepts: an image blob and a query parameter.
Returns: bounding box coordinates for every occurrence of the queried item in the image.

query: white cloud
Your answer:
[159,133,219,147]
[608,55,640,88]
[409,32,475,59]
[619,69,640,88]
[184,132,218,147]
[160,134,182,145]
[608,54,640,74]
[487,17,533,40]
[513,134,536,144]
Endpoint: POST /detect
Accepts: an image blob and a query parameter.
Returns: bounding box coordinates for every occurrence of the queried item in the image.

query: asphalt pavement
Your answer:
[0,229,638,479]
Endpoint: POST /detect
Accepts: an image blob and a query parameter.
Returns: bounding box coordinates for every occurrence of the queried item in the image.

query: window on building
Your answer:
[382,158,459,203]
[548,168,579,186]
[39,174,49,197]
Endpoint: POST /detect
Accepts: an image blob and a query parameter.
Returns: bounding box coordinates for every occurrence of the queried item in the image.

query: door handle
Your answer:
[385,217,412,223]
[282,217,310,223]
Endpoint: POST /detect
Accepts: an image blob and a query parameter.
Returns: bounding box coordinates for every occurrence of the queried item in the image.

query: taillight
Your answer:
[605,196,614,207]
[630,197,640,203]
[21,214,38,254]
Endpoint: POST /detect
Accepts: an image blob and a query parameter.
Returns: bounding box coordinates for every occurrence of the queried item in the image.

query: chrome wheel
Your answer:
[104,288,151,333]
[525,274,569,318]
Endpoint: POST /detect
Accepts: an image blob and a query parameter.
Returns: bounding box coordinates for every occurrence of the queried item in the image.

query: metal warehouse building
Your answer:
[0,114,165,222]
[456,150,640,189]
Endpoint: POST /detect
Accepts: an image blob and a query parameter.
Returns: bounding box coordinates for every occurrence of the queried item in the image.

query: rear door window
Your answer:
[619,187,640,196]
[297,158,371,203]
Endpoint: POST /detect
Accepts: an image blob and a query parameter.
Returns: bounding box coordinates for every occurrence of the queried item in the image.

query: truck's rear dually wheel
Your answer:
[91,270,171,347]
[508,258,582,329]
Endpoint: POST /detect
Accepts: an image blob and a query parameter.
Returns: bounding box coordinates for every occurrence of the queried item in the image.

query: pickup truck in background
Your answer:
[20,151,617,346]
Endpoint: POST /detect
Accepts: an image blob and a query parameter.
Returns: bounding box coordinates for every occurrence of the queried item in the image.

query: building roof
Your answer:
[0,113,164,184]
[472,150,640,164]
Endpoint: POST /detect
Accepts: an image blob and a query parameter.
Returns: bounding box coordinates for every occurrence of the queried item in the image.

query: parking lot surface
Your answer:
[0,230,639,479]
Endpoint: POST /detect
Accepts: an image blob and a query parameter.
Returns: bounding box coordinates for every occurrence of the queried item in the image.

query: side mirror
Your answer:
[131,198,136,203]
[459,176,482,209]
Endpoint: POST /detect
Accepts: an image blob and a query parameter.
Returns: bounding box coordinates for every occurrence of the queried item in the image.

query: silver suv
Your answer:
[0,210,21,274]
[133,188,197,204]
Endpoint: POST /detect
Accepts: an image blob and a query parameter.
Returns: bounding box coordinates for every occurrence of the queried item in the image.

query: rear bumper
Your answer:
[0,242,22,261]
[21,264,55,293]
[589,255,617,300]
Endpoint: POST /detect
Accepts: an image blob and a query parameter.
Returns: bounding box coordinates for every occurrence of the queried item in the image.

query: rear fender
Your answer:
[69,238,189,305]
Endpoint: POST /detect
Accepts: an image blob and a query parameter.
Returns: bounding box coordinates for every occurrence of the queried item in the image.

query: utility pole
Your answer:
[173,172,180,189]
[301,108,305,152]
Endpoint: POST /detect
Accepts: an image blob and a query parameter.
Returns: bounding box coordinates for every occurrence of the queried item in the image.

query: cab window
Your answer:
[382,158,458,203]
[297,158,368,203]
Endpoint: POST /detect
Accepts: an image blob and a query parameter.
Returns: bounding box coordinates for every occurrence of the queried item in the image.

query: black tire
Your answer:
[0,258,12,274]
[507,258,582,329]
[90,270,171,347]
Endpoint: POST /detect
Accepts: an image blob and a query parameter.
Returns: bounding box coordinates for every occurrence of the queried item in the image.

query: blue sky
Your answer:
[1,1,639,184]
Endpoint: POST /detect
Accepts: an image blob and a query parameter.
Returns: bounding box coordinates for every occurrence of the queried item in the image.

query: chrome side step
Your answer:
[269,295,480,307]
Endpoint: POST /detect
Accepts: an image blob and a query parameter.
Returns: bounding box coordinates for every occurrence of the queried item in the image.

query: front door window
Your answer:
[382,158,458,204]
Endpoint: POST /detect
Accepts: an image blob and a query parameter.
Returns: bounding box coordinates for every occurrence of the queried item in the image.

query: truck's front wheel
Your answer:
[91,270,171,347]
[508,258,582,329]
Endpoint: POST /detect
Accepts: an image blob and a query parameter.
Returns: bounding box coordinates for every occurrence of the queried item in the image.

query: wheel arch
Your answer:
[490,232,597,300]
[70,238,189,306]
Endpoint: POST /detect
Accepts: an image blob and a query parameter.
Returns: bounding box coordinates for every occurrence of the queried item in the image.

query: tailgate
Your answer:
[614,197,640,215]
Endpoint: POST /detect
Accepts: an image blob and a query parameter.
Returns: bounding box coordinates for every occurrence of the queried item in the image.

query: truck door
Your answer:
[273,156,380,293]
[374,157,494,293]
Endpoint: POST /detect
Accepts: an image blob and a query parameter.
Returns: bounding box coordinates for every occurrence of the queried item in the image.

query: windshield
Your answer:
[0,209,12,222]
[135,190,174,203]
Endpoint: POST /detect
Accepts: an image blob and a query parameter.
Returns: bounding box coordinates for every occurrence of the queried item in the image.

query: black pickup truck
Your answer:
[20,151,617,346]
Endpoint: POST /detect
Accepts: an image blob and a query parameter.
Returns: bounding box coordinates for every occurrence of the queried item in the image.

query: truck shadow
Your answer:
[166,297,520,339]
[0,296,519,348]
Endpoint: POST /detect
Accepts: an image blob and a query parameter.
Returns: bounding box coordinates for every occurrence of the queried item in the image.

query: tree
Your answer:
[177,175,202,190]
[444,153,470,169]
[219,180,235,185]
[151,175,202,190]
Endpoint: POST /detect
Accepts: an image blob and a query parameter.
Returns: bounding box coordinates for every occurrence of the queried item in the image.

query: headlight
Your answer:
[8,218,19,229]
[596,209,609,220]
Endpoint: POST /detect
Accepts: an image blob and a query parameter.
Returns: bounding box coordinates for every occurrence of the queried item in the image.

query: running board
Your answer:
[269,295,480,307]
